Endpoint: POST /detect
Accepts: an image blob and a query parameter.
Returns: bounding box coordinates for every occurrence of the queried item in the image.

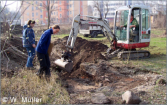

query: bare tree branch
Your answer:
[0,0,7,14]
[104,2,109,18]
[6,1,17,6]
[9,1,24,34]
[25,0,72,27]
[93,1,109,19]
[93,1,102,18]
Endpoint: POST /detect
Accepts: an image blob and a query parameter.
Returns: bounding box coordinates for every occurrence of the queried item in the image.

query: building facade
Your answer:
[21,0,88,26]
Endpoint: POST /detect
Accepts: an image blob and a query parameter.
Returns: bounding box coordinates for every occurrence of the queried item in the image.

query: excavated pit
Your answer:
[50,36,108,77]
[51,37,159,88]
[50,37,161,104]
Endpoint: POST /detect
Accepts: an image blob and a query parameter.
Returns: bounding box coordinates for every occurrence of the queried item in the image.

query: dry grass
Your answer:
[1,68,70,104]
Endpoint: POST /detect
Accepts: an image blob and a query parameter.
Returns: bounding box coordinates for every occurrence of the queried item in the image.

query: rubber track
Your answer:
[117,50,150,59]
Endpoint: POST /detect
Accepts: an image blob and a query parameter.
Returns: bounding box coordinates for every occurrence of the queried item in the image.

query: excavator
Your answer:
[54,5,151,72]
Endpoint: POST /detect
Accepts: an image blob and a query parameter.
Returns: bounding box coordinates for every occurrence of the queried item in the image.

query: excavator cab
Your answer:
[114,5,151,50]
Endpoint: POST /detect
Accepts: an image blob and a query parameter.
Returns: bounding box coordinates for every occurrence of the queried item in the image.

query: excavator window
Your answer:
[141,9,150,39]
[115,10,129,41]
[130,8,140,42]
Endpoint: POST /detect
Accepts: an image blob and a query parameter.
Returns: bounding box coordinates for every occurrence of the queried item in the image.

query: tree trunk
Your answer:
[47,0,50,29]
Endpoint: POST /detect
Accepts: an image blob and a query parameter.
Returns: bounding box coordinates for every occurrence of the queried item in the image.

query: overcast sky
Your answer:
[1,1,93,12]
[1,1,20,12]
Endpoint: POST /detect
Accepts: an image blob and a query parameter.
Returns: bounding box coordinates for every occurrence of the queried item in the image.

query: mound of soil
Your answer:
[50,36,108,76]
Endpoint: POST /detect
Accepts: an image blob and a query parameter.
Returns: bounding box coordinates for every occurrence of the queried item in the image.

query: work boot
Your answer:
[29,67,36,70]
[26,67,36,70]
[25,67,31,70]
[36,71,43,79]
[45,75,50,83]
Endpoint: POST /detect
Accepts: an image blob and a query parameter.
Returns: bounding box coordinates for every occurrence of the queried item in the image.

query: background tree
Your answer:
[134,0,166,29]
[0,0,29,38]
[93,0,116,19]
[25,0,72,29]
[87,5,93,16]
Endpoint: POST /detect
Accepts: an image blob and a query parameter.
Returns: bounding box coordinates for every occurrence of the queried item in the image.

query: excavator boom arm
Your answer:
[66,14,117,51]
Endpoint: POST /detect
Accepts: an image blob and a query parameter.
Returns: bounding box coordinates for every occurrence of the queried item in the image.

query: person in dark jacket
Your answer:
[36,25,60,81]
[22,20,36,69]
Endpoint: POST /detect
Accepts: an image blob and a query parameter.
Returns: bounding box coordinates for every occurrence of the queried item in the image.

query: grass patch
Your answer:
[77,34,107,41]
[51,34,107,41]
[111,37,166,75]
[1,69,70,104]
[149,37,166,54]
[52,34,69,39]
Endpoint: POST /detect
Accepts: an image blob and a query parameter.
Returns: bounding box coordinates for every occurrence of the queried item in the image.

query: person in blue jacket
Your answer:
[22,20,36,69]
[36,25,60,81]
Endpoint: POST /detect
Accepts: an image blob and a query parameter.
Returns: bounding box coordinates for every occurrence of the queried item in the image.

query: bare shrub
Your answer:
[152,12,166,29]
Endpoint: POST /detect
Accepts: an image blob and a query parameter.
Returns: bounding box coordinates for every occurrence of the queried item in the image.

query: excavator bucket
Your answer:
[54,59,73,72]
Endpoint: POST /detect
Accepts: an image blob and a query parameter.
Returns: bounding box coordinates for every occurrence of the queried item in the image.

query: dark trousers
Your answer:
[37,52,51,77]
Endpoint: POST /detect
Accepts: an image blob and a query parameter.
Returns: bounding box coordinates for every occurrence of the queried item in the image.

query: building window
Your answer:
[54,12,55,15]
[60,14,62,18]
[70,11,72,14]
[70,4,72,8]
[40,15,43,18]
[60,7,61,11]
[40,9,42,12]
[36,12,38,16]
[32,6,34,11]
[36,1,38,4]
[36,7,38,10]
[40,3,42,6]
[32,13,34,17]
[67,11,69,15]
[59,1,61,5]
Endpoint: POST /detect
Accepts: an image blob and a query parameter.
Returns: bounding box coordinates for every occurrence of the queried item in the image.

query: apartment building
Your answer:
[21,0,88,26]
[20,1,44,25]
